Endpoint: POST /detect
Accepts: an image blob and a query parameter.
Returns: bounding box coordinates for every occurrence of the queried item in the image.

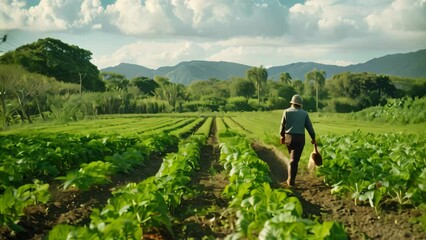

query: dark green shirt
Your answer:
[280,106,315,140]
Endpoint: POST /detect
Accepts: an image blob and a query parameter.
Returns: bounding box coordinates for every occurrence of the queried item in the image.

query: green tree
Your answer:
[187,78,230,100]
[0,65,21,126]
[154,76,185,111]
[130,76,159,96]
[100,72,129,91]
[292,80,304,94]
[280,72,292,85]
[229,77,256,98]
[247,65,268,107]
[154,76,172,102]
[188,80,217,100]
[14,72,38,123]
[408,82,426,98]
[326,72,397,100]
[30,74,51,121]
[305,68,326,112]
[0,37,105,92]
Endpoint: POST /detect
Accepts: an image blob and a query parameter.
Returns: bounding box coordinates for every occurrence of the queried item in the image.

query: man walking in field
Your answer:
[279,94,316,187]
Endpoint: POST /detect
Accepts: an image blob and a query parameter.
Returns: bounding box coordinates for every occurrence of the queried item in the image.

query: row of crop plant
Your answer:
[46,121,211,239]
[0,132,179,233]
[0,115,206,190]
[0,133,178,189]
[1,116,198,136]
[169,117,206,138]
[55,118,208,191]
[349,97,426,124]
[216,117,348,239]
[318,131,426,214]
[0,115,212,233]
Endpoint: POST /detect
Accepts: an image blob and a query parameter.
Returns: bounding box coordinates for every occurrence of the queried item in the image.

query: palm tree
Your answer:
[305,68,326,112]
[247,65,268,107]
[280,72,292,85]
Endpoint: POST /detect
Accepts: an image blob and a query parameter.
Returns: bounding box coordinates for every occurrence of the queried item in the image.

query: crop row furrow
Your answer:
[47,123,210,239]
[0,132,179,232]
[216,128,348,239]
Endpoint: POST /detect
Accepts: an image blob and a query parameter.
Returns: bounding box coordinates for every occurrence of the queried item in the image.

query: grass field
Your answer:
[2,110,424,137]
[232,110,426,136]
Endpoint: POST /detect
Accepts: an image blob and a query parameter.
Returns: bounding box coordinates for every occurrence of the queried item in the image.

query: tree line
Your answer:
[0,38,425,127]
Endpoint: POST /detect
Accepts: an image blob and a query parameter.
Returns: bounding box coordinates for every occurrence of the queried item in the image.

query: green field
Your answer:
[1,111,425,239]
[2,111,424,136]
[232,110,425,136]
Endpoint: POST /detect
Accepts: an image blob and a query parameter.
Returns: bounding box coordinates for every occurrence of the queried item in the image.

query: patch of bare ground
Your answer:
[0,151,171,240]
[172,118,232,239]
[252,142,426,240]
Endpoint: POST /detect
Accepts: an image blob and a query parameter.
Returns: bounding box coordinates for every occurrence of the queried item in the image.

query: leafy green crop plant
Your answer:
[56,161,115,190]
[319,131,426,213]
[218,132,348,239]
[48,133,207,239]
[0,180,50,232]
[0,131,180,234]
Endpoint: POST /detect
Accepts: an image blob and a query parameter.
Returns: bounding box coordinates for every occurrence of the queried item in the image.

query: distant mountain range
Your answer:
[101,49,426,85]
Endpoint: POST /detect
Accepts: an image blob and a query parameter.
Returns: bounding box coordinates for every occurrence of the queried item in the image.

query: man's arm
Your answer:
[305,114,316,142]
[279,110,286,144]
[279,110,286,137]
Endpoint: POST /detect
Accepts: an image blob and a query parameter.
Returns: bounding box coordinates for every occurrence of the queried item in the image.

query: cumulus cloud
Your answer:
[1,0,290,37]
[93,39,208,69]
[1,0,425,69]
[288,0,373,42]
[366,0,426,32]
[77,0,104,26]
[0,0,105,30]
[3,0,424,40]
[101,0,289,37]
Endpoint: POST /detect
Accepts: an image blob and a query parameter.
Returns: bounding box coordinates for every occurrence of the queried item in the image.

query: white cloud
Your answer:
[1,0,425,70]
[104,0,178,35]
[93,39,208,69]
[100,0,289,37]
[288,0,374,42]
[366,0,426,32]
[0,0,104,31]
[26,0,76,31]
[77,0,104,26]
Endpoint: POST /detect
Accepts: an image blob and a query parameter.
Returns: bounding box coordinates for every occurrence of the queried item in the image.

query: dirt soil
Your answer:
[171,119,233,239]
[1,120,425,240]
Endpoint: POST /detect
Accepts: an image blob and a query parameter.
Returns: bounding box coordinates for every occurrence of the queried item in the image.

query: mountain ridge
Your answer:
[101,49,426,85]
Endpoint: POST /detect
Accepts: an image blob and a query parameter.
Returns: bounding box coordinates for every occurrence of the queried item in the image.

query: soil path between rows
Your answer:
[171,117,232,239]
[252,142,425,240]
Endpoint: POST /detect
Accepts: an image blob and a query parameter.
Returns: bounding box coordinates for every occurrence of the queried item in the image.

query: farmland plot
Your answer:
[1,113,425,239]
[229,112,426,239]
[0,116,202,238]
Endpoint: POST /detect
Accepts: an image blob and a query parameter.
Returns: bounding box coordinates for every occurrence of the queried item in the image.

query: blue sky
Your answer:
[1,0,425,70]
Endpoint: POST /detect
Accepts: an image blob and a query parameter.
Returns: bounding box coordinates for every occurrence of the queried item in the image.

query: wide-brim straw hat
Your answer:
[290,94,303,106]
